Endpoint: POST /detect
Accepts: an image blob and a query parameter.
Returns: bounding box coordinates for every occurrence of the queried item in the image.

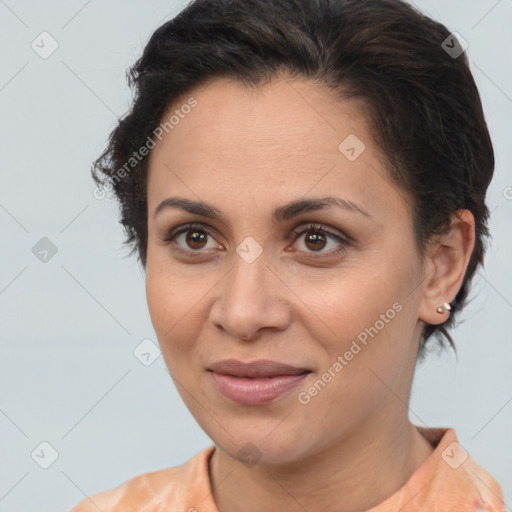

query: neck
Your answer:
[209,413,434,512]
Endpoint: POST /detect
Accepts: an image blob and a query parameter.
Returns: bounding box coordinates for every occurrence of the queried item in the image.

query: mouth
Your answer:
[207,359,312,405]
[208,359,311,378]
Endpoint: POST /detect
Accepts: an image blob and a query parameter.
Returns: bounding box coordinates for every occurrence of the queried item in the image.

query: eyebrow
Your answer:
[154,196,373,223]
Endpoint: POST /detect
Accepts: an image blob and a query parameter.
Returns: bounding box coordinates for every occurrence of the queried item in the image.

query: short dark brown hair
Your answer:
[92,0,494,360]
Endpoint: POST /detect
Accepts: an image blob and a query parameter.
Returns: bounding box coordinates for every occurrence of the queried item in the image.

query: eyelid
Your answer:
[162,222,220,245]
[161,221,351,257]
[289,223,350,258]
[160,222,222,257]
[291,223,349,243]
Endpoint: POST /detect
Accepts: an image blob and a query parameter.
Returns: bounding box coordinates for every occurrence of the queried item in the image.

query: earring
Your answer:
[436,302,452,314]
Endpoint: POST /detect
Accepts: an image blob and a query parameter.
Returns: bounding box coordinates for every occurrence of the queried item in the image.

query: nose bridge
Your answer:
[225,245,270,311]
[227,222,271,294]
[211,242,289,340]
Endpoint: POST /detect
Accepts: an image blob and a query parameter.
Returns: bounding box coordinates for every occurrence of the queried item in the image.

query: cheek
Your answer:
[145,267,214,377]
[145,254,203,332]
[299,267,396,343]
[305,263,416,379]
[294,305,412,433]
[146,271,188,356]
[146,271,174,334]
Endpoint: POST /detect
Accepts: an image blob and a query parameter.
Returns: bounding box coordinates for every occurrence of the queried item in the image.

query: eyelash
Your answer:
[160,222,350,260]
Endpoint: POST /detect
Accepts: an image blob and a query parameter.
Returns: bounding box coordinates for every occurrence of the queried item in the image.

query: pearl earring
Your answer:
[436,302,452,314]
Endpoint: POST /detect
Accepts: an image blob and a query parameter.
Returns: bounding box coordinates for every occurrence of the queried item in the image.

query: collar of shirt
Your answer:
[71,426,505,512]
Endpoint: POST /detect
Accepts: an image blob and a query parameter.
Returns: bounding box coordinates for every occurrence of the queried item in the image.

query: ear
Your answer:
[417,209,476,326]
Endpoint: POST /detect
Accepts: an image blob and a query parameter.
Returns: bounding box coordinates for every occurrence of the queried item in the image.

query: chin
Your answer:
[210,423,312,467]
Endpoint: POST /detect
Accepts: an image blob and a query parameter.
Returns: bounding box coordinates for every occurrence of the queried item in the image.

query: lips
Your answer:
[207,359,311,378]
[207,359,312,405]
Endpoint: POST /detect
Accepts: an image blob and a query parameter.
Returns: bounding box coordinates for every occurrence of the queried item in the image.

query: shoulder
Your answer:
[370,427,505,512]
[418,427,505,512]
[68,466,180,512]
[68,446,216,512]
[429,427,505,512]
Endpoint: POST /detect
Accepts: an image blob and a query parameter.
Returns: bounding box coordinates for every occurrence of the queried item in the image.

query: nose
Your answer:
[209,250,291,342]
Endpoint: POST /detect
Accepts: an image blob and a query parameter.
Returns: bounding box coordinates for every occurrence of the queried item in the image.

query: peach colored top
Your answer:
[69,427,504,512]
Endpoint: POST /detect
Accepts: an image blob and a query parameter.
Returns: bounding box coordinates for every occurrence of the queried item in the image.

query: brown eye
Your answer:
[291,223,349,258]
[303,231,327,251]
[184,229,208,250]
[161,222,350,260]
[160,223,220,257]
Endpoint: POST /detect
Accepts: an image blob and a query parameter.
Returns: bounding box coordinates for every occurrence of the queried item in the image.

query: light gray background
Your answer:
[0,1,511,511]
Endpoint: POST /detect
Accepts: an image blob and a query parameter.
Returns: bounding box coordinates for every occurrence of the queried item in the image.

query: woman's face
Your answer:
[145,76,428,465]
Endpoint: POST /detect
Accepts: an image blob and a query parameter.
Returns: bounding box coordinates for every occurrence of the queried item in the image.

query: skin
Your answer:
[145,74,475,512]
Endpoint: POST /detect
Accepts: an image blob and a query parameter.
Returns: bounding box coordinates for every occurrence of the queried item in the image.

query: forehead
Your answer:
[146,76,403,222]
[151,75,369,158]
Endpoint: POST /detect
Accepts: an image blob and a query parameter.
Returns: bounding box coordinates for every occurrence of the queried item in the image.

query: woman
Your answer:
[70,0,505,510]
